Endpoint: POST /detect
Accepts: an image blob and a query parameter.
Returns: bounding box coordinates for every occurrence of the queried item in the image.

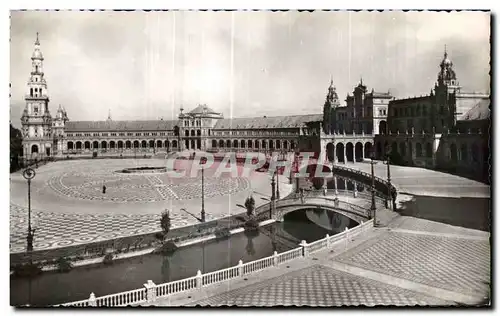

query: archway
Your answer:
[269,140,274,150]
[283,141,288,150]
[219,140,225,148]
[110,141,116,149]
[364,142,372,159]
[149,140,155,148]
[326,142,335,162]
[197,139,201,150]
[84,141,91,150]
[141,140,147,148]
[93,141,99,149]
[165,140,170,148]
[354,142,363,161]
[156,140,162,148]
[76,142,82,150]
[346,142,354,162]
[125,141,131,149]
[379,120,387,135]
[416,143,422,157]
[212,140,217,148]
[191,139,195,149]
[290,141,296,150]
[262,140,267,150]
[31,144,39,154]
[391,142,398,155]
[375,142,382,159]
[276,140,281,150]
[67,142,74,150]
[255,140,260,149]
[190,130,195,137]
[133,140,139,148]
[399,142,406,158]
[197,130,201,136]
[101,141,107,149]
[336,143,345,163]
[226,140,231,148]
[184,130,189,137]
[460,144,468,161]
[426,143,433,158]
[450,143,458,162]
[118,141,124,149]
[248,140,253,149]
[240,139,245,148]
[233,140,239,148]
[185,139,189,150]
[172,140,177,148]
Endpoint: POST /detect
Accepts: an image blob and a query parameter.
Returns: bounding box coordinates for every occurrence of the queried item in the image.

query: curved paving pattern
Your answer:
[47,168,250,203]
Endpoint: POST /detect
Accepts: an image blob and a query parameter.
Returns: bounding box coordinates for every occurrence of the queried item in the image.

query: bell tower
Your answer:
[323,77,340,134]
[21,33,53,160]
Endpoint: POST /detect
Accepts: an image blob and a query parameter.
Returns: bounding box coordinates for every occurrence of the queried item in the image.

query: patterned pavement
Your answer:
[9,159,278,253]
[333,231,491,296]
[192,265,450,307]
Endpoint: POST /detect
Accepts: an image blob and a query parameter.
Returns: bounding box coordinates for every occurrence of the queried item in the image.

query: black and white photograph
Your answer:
[8,9,491,308]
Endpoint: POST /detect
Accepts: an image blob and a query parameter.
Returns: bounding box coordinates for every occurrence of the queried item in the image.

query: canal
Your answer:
[10,208,357,307]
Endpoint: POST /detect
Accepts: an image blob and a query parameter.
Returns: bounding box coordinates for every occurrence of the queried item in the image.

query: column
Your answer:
[334,176,338,195]
[344,179,347,192]
[353,182,358,198]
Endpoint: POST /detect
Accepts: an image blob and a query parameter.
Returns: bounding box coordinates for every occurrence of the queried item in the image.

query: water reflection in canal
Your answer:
[11,208,355,306]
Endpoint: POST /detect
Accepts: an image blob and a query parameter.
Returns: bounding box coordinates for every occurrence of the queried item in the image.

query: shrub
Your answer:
[153,240,178,255]
[244,219,259,231]
[214,228,231,240]
[155,232,165,241]
[235,215,246,222]
[56,257,73,273]
[103,253,114,265]
[244,196,256,217]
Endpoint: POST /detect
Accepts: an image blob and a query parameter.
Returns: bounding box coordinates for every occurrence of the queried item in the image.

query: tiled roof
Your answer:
[213,114,322,129]
[459,99,490,121]
[188,104,220,115]
[65,120,179,132]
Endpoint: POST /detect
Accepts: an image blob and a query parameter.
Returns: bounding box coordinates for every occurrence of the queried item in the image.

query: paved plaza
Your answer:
[10,158,293,253]
[342,162,490,198]
[152,210,490,307]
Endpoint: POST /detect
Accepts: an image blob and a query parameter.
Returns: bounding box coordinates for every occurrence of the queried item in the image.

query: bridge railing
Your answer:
[56,218,374,307]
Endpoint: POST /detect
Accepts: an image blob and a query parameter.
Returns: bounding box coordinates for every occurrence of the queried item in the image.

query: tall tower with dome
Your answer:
[20,33,54,160]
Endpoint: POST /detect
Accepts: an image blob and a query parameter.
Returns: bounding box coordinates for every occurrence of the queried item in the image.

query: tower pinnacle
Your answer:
[35,32,40,45]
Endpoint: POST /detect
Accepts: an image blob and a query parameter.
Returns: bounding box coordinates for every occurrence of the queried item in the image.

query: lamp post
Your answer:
[22,168,36,252]
[385,147,392,210]
[22,168,36,307]
[369,152,377,225]
[275,166,280,200]
[200,157,206,222]
[270,172,276,219]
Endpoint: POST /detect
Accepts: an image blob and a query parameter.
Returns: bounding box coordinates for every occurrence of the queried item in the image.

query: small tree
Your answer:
[160,209,171,238]
[244,196,256,217]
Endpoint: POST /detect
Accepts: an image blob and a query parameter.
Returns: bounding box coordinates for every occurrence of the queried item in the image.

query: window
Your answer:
[127,133,133,136]
[102,133,108,136]
[135,133,141,136]
[111,133,117,136]
[160,132,165,136]
[119,133,125,136]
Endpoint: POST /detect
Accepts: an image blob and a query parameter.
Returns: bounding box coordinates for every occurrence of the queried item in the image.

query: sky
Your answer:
[10,10,491,128]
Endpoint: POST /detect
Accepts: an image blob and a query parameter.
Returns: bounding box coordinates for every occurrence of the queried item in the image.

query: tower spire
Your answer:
[107,109,112,121]
[35,32,40,45]
[444,44,447,58]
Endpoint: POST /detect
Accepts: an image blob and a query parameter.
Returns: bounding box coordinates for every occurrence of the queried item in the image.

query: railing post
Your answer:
[88,292,97,307]
[238,260,244,277]
[300,240,308,257]
[196,270,202,289]
[143,280,157,304]
[325,234,330,248]
[273,251,278,266]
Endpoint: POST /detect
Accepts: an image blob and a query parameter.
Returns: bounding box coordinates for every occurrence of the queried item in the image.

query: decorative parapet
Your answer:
[57,220,374,307]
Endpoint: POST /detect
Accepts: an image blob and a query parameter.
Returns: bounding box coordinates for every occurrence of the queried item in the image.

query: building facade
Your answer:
[19,35,323,162]
[19,35,490,182]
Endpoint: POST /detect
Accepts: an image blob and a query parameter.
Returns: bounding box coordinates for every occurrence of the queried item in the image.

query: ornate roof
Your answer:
[65,120,179,132]
[213,114,322,130]
[459,99,490,121]
[188,104,220,115]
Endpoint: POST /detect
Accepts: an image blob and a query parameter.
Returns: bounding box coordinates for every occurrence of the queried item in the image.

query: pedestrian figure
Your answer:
[102,185,107,194]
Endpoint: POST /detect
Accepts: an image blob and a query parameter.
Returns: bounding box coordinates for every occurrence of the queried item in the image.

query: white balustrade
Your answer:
[202,266,240,286]
[95,287,147,307]
[242,256,274,274]
[156,276,198,298]
[306,237,328,254]
[57,218,376,307]
[277,247,303,264]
